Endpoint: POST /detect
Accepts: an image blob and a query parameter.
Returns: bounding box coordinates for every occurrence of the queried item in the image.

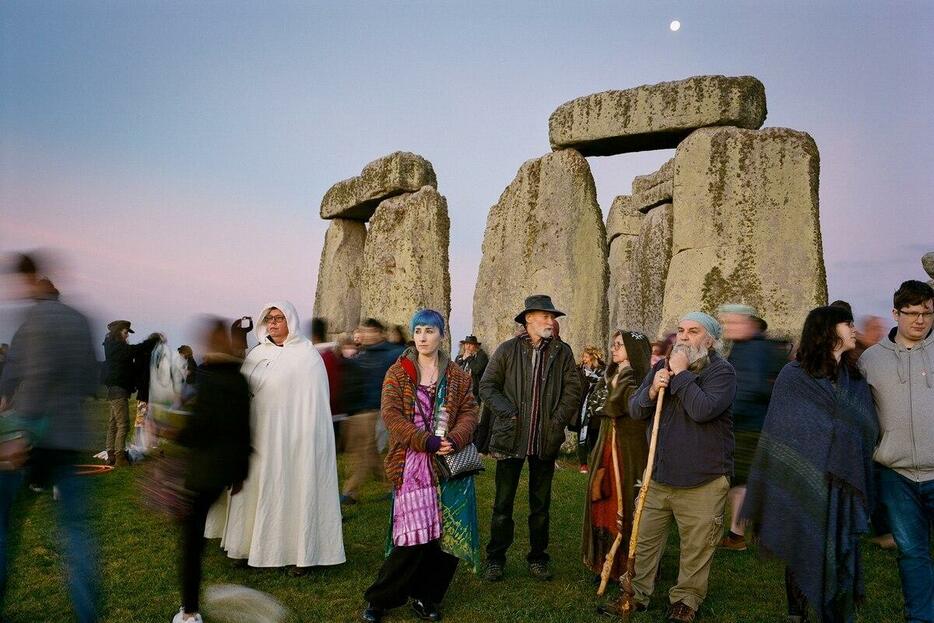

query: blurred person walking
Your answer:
[582,330,651,614]
[361,309,479,623]
[102,320,159,466]
[0,253,100,623]
[480,295,581,582]
[626,312,736,623]
[859,281,934,622]
[341,318,403,505]
[172,319,251,623]
[575,346,606,474]
[716,304,780,552]
[743,305,878,623]
[849,313,896,550]
[218,301,345,570]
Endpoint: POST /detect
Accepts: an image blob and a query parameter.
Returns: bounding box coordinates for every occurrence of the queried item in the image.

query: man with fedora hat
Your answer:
[480,294,581,582]
[455,335,488,400]
[102,319,160,466]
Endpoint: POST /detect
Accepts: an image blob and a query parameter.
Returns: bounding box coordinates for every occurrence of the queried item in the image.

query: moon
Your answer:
[670,20,681,32]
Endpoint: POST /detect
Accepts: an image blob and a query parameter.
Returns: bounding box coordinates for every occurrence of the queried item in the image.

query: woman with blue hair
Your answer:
[362,309,480,622]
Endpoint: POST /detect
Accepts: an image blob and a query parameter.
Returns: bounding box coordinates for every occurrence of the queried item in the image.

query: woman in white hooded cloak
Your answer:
[217,300,345,568]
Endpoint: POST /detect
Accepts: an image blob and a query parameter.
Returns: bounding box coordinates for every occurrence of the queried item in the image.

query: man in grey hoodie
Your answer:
[859,279,934,623]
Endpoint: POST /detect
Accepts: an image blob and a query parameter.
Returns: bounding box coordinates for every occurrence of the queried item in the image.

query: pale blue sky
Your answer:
[2,1,932,351]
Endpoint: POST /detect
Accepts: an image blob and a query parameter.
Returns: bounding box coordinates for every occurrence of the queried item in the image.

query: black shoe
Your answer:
[411,599,441,621]
[483,561,504,582]
[528,561,553,581]
[361,603,383,623]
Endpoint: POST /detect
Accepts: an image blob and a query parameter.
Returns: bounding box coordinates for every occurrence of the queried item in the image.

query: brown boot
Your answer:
[667,600,697,623]
[115,451,130,467]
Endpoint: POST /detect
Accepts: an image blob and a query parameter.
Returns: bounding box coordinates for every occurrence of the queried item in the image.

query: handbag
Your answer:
[436,442,484,481]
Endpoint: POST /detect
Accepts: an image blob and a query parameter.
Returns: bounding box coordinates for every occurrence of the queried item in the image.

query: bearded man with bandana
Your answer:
[625,312,737,623]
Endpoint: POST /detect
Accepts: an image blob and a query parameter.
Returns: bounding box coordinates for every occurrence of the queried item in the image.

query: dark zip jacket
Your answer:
[479,334,581,460]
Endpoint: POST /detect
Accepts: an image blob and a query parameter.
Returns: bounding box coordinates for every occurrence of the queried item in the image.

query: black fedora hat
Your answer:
[460,335,481,345]
[514,294,565,324]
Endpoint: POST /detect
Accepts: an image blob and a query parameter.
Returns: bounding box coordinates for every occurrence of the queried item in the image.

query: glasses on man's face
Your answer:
[264,315,287,324]
[897,310,934,322]
[611,342,624,350]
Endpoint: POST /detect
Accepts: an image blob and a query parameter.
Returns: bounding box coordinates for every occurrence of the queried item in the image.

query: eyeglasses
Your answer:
[264,315,287,324]
[610,342,624,350]
[897,310,934,322]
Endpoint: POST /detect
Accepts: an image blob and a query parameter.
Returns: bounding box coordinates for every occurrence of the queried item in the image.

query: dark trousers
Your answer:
[364,540,459,609]
[0,449,99,623]
[180,488,223,613]
[486,455,556,565]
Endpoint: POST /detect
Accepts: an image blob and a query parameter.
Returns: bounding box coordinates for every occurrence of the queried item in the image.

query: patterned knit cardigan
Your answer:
[381,349,479,488]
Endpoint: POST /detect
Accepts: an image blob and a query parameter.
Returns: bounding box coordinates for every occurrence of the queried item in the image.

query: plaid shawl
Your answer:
[741,362,878,622]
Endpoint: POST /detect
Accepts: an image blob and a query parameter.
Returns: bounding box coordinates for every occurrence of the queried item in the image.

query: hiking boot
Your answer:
[483,561,504,582]
[718,533,747,551]
[667,600,696,623]
[527,561,553,581]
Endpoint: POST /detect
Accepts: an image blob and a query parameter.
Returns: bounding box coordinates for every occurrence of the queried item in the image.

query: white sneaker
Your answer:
[171,608,203,623]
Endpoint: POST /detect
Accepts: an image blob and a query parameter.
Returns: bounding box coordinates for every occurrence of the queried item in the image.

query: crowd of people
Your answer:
[0,249,932,623]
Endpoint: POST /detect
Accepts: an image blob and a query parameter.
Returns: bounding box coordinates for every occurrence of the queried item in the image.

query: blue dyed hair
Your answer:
[409,308,445,336]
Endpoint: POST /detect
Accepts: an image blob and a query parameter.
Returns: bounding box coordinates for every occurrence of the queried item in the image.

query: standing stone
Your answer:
[923,252,934,287]
[623,203,674,339]
[320,152,437,221]
[360,186,451,351]
[660,126,826,340]
[606,195,644,333]
[313,218,367,341]
[473,149,607,357]
[548,75,767,156]
[631,158,674,213]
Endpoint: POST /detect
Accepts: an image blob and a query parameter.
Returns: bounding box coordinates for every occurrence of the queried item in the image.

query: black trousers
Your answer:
[364,540,459,609]
[180,488,223,613]
[486,455,556,565]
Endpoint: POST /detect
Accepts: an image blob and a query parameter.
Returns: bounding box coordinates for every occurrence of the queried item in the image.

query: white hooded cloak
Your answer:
[215,300,345,567]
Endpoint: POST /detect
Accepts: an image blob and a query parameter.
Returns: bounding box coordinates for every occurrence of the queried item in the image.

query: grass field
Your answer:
[1,399,905,622]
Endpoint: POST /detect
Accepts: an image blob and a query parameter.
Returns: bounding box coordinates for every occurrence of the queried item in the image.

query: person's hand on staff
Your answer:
[649,366,671,400]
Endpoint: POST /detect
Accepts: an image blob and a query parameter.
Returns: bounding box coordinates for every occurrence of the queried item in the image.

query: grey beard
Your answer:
[672,343,708,366]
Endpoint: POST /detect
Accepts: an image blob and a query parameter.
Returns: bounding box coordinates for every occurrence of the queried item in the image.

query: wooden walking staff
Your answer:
[615,376,667,618]
[596,426,624,596]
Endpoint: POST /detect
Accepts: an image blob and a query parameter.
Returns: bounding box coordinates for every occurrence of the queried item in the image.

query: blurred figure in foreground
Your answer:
[341,318,403,504]
[173,319,251,623]
[0,252,100,623]
[716,304,780,552]
[849,314,895,550]
[102,320,160,466]
[743,306,878,623]
[218,301,344,570]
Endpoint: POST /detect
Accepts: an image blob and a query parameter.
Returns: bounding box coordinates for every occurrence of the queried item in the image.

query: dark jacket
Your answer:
[0,298,98,451]
[344,340,404,414]
[479,335,582,460]
[455,349,489,399]
[630,351,736,487]
[727,334,778,432]
[103,334,160,393]
[177,356,252,492]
